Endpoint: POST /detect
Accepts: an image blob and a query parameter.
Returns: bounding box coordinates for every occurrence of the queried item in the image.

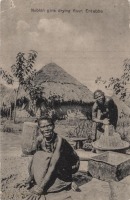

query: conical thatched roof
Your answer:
[34,63,84,85]
[32,63,94,104]
[1,63,94,106]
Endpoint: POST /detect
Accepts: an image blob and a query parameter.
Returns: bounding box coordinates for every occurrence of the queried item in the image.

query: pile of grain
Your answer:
[93,132,129,150]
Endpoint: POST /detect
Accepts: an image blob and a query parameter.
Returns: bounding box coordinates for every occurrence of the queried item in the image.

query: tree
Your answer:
[0,69,14,84]
[1,50,42,122]
[95,59,130,101]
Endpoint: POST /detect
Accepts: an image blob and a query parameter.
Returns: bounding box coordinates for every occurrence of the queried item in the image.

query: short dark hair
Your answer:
[94,90,104,99]
[38,117,54,126]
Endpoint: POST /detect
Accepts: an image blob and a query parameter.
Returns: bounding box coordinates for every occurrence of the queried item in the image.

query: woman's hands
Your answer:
[31,185,43,195]
[102,118,109,125]
[24,185,45,200]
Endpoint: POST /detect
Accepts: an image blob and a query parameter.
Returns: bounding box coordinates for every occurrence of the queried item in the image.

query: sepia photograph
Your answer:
[0,0,130,199]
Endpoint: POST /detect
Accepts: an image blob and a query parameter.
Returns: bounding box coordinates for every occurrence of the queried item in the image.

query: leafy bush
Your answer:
[66,119,93,141]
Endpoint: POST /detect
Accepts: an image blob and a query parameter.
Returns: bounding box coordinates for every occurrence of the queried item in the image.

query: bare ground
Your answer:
[1,153,130,200]
[1,131,130,200]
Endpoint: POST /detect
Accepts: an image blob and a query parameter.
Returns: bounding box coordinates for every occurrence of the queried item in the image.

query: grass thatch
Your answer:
[33,63,94,104]
[1,63,94,110]
[39,82,93,103]
[15,63,94,105]
[34,63,86,85]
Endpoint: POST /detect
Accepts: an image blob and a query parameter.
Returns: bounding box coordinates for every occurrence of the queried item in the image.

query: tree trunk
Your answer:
[13,85,20,123]
[9,105,12,121]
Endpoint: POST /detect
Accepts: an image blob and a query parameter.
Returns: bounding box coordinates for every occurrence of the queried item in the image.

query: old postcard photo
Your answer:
[0,0,130,199]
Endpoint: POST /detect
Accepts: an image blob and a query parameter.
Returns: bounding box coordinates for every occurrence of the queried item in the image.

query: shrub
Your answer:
[66,119,93,141]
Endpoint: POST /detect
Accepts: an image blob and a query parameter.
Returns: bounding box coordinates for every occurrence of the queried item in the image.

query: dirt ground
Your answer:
[1,154,130,200]
[1,132,130,200]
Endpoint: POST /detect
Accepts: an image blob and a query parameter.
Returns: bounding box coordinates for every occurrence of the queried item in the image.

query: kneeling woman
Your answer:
[25,118,80,198]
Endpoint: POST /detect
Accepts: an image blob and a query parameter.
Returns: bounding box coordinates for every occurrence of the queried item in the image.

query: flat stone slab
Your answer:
[45,177,130,200]
[45,191,72,200]
[108,181,130,200]
[45,179,108,200]
[71,179,110,200]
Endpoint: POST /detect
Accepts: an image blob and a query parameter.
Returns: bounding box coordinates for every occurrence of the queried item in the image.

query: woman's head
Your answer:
[38,118,55,138]
[94,90,105,104]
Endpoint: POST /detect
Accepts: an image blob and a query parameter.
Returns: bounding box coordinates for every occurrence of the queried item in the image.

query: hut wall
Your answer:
[55,104,93,120]
[14,102,93,121]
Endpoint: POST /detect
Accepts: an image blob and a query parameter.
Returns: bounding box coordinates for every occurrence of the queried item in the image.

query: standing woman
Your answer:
[92,90,118,141]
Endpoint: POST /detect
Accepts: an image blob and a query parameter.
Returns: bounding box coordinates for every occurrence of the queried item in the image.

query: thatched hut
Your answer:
[1,64,130,121]
[28,63,94,119]
[1,63,94,119]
